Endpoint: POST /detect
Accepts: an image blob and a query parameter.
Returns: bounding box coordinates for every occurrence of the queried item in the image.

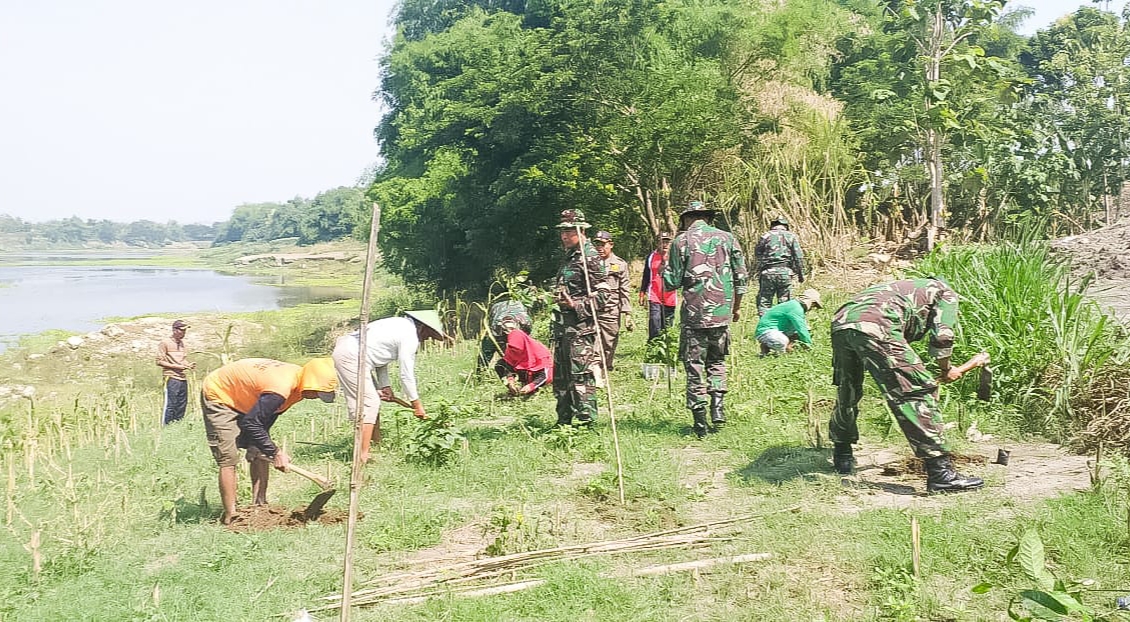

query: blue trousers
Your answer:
[163,377,188,425]
[648,302,676,340]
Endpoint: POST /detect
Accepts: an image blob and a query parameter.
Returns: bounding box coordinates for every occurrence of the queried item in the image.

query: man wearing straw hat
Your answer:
[755,289,823,356]
[200,357,338,525]
[331,310,447,463]
[551,209,609,426]
[663,200,749,438]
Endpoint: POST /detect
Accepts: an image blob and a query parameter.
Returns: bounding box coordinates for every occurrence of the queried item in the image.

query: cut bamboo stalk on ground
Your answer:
[310,552,774,611]
[311,507,799,611]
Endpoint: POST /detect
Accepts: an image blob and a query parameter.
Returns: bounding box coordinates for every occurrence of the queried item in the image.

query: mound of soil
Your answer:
[1052,218,1130,321]
[225,504,357,532]
[1052,218,1130,281]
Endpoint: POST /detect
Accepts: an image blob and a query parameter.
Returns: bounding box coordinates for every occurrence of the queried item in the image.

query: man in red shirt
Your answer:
[638,232,677,341]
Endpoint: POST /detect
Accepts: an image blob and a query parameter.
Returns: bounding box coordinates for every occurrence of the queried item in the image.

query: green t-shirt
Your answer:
[755,299,812,346]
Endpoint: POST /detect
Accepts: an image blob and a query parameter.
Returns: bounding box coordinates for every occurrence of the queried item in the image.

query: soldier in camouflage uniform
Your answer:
[830,278,984,493]
[592,230,634,372]
[477,299,533,370]
[551,209,610,426]
[663,201,749,437]
[755,216,806,316]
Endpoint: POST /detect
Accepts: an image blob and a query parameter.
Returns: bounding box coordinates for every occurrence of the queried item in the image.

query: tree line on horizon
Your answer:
[365,0,1130,292]
[0,186,369,248]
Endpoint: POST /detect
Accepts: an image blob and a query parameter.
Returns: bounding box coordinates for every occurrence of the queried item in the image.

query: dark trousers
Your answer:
[163,377,188,425]
[648,302,676,340]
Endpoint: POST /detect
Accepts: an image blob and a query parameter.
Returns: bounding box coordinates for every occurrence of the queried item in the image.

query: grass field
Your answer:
[1,248,1129,621]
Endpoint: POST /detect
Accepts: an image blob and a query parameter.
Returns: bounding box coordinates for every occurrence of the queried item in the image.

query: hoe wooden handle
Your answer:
[951,352,990,378]
[286,463,333,490]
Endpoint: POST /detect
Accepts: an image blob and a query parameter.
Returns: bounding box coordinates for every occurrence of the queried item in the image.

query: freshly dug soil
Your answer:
[1051,218,1130,281]
[225,504,357,532]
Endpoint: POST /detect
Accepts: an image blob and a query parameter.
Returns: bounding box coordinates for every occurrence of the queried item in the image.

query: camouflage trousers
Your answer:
[552,322,599,425]
[757,267,794,315]
[829,329,949,458]
[680,325,730,412]
[596,311,621,371]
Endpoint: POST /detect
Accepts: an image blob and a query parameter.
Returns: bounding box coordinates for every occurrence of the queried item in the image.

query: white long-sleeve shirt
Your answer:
[357,316,421,401]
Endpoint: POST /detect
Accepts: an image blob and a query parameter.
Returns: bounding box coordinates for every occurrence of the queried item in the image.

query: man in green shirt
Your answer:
[755,289,822,355]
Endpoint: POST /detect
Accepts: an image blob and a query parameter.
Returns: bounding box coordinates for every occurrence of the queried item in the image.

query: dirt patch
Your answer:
[224,504,354,532]
[1052,219,1130,321]
[1052,219,1130,281]
[673,447,735,523]
[836,442,1091,512]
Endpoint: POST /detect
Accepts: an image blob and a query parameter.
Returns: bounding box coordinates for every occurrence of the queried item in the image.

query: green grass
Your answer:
[1,246,1129,621]
[913,240,1130,442]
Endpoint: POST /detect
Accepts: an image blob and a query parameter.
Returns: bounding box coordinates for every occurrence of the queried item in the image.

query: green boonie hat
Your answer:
[771,216,790,228]
[679,200,715,218]
[555,209,591,229]
[404,310,446,338]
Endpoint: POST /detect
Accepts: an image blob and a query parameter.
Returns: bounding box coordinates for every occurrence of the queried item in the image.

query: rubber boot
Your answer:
[709,394,726,427]
[691,409,708,439]
[925,455,984,493]
[833,442,854,475]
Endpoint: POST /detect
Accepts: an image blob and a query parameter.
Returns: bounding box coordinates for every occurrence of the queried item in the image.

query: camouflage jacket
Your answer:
[754,226,805,277]
[600,253,632,316]
[553,239,609,326]
[487,299,530,337]
[831,278,958,359]
[662,220,749,329]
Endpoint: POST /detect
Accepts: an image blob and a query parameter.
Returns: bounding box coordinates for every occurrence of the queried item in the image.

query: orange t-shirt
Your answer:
[202,359,305,415]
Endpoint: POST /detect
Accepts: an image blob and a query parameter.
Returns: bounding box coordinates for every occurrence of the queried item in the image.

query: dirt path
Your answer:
[835,441,1092,513]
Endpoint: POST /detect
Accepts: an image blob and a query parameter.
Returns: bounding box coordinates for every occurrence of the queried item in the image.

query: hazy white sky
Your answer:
[0,1,1111,225]
[1016,0,1104,34]
[0,1,397,225]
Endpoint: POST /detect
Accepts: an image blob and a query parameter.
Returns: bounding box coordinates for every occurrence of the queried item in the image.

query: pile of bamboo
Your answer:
[307,508,796,613]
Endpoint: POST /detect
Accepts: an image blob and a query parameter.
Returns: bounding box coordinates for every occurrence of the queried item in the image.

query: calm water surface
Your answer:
[0,262,351,352]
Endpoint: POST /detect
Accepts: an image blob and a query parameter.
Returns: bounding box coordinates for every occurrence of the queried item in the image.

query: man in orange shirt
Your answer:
[200,357,338,525]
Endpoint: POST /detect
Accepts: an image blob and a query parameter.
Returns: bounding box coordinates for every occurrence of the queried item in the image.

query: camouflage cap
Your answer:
[659,231,672,240]
[679,200,716,218]
[770,216,790,228]
[555,209,591,229]
[593,230,613,243]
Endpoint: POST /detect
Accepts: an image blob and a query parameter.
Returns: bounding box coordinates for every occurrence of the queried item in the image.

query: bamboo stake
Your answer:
[910,516,921,579]
[340,201,383,622]
[6,454,14,526]
[574,222,625,505]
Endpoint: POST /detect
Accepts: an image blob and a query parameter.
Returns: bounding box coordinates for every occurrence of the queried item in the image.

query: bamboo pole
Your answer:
[910,516,921,579]
[574,223,626,505]
[339,201,382,622]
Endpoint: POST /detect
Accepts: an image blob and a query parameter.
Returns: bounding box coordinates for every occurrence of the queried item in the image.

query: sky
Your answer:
[0,1,1110,225]
[0,1,397,225]
[1015,0,1103,34]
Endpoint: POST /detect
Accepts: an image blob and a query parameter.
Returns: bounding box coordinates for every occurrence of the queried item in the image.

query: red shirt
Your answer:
[643,250,677,306]
[502,330,553,384]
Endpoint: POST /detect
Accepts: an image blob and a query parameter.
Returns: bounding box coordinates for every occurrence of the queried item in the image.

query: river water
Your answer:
[0,261,352,353]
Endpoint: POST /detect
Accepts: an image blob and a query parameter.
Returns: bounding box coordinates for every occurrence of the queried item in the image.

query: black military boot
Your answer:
[709,394,726,428]
[833,442,854,475]
[925,455,984,493]
[691,409,709,439]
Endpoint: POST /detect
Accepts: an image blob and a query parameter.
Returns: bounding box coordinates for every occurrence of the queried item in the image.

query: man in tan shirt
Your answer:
[156,319,194,424]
